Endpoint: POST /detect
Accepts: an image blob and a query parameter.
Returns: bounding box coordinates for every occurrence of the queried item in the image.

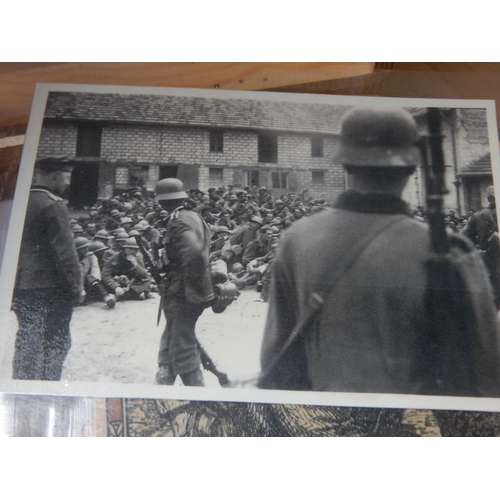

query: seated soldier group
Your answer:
[67,184,332,308]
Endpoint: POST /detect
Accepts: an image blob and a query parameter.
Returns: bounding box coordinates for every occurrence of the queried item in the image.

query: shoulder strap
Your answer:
[259,214,408,384]
[30,188,62,202]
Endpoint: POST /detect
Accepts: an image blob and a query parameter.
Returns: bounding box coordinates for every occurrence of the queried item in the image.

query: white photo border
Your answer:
[1,82,500,412]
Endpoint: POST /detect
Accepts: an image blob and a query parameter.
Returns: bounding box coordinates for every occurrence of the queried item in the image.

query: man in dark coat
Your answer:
[12,156,82,381]
[154,179,215,386]
[260,107,500,397]
[461,185,500,308]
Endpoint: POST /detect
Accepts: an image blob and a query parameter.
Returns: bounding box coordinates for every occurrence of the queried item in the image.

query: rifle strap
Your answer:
[259,214,408,386]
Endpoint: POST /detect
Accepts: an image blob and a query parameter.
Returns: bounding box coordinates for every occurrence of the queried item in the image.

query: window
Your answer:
[272,172,288,189]
[312,170,325,184]
[130,165,149,187]
[210,130,224,153]
[76,124,102,157]
[311,136,323,157]
[209,167,224,183]
[245,170,260,187]
[258,134,278,163]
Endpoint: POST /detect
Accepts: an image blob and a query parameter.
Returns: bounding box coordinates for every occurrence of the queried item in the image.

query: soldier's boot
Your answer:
[156,365,176,385]
[180,367,205,387]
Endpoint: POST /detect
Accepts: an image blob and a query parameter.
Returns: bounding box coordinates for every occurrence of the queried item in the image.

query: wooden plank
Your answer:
[392,62,500,73]
[0,62,376,127]
[276,67,500,130]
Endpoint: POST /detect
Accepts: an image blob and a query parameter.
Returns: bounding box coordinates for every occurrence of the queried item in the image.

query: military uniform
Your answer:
[261,192,500,395]
[242,236,272,267]
[12,186,82,380]
[101,250,151,299]
[260,107,500,397]
[157,206,214,383]
[461,205,500,307]
[229,219,262,254]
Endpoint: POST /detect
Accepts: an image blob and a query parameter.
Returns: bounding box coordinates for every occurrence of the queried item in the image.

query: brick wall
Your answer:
[456,109,490,169]
[37,123,78,157]
[98,123,345,197]
[414,108,491,213]
[115,166,129,189]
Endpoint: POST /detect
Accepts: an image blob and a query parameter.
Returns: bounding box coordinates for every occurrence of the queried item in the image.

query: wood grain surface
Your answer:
[0,62,377,127]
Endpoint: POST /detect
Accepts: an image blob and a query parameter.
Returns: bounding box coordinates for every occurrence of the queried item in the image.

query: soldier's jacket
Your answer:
[242,237,272,267]
[461,207,498,251]
[229,222,258,252]
[261,191,500,396]
[101,251,150,292]
[14,186,81,298]
[461,206,500,306]
[162,207,214,304]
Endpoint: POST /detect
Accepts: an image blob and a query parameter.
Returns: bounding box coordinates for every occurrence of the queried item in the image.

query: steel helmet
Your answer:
[250,215,263,226]
[231,263,244,274]
[155,178,187,201]
[95,230,110,240]
[89,240,109,254]
[115,232,129,242]
[74,236,90,250]
[122,237,139,249]
[333,107,421,167]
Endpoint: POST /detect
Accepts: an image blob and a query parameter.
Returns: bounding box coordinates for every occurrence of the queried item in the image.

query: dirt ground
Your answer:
[0,290,268,388]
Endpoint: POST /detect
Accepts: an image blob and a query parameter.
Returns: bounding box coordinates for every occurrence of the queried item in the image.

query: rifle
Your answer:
[133,234,231,388]
[419,107,483,396]
[423,107,450,255]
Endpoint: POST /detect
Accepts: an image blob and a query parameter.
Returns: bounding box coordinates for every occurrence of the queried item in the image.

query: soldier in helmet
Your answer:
[154,178,214,386]
[228,215,263,258]
[101,237,151,301]
[75,237,116,309]
[260,106,500,396]
[11,156,82,380]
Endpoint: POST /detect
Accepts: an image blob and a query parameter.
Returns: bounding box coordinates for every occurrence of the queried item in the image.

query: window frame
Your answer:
[258,133,278,163]
[76,124,102,157]
[209,129,224,153]
[209,166,224,183]
[311,136,324,158]
[311,170,325,184]
[272,171,288,189]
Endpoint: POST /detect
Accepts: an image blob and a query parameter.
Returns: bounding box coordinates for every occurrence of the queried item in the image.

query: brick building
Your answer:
[37,91,494,214]
[405,107,494,214]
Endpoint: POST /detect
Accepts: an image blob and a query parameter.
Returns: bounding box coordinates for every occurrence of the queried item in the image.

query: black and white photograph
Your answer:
[1,83,500,411]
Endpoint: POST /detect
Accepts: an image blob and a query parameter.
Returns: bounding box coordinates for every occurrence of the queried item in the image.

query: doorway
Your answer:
[160,165,178,179]
[69,162,99,209]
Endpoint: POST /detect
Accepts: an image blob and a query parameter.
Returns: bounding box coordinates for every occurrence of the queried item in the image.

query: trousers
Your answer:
[12,289,73,381]
[157,295,206,376]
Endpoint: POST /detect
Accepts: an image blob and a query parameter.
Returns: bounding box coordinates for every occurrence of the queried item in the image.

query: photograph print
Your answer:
[1,83,500,411]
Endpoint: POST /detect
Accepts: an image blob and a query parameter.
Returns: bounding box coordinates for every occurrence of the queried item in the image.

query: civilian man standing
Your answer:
[154,178,214,386]
[12,156,82,380]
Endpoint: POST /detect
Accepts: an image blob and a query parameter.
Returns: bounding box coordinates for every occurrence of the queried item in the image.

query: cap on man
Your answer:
[12,155,81,381]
